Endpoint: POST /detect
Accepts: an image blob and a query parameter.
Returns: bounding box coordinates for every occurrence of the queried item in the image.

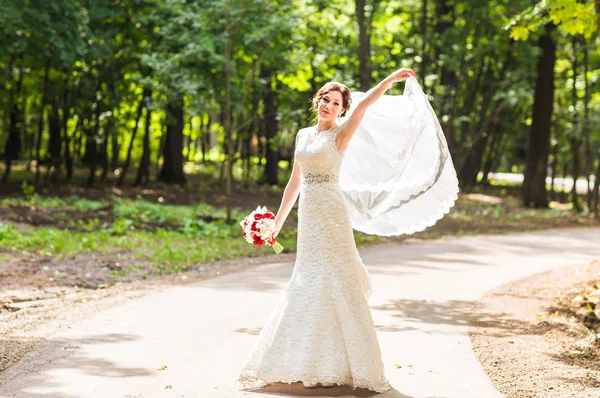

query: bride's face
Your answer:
[317,90,345,121]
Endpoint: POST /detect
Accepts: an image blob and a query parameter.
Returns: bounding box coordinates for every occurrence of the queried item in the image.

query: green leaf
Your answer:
[509,26,531,41]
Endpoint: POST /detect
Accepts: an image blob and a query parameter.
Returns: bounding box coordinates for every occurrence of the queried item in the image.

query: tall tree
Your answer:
[522,23,557,208]
[262,67,279,185]
[135,90,153,186]
[355,0,379,91]
[433,0,457,153]
[159,99,186,185]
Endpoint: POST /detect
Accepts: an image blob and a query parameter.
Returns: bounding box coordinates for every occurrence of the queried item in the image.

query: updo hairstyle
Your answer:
[311,82,352,117]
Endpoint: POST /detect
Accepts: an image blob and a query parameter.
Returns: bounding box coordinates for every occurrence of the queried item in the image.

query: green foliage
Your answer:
[111,218,135,235]
[180,218,237,238]
[112,196,246,226]
[113,197,188,224]
[0,222,103,254]
[1,194,106,211]
[0,0,599,223]
[506,0,597,40]
[20,181,35,199]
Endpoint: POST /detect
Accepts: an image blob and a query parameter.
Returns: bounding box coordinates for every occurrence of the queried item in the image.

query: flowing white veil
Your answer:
[338,77,459,236]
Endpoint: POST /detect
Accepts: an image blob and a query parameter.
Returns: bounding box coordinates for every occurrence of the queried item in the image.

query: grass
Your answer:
[0,192,292,275]
[0,221,381,278]
[112,196,249,225]
[0,194,107,211]
[0,221,260,274]
[0,189,384,276]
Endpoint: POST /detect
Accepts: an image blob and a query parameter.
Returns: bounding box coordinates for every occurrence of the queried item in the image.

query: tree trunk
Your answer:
[224,27,235,223]
[34,59,51,185]
[244,126,252,189]
[185,119,193,162]
[570,137,582,211]
[118,88,148,187]
[155,123,166,179]
[198,116,205,163]
[480,128,505,187]
[50,82,71,184]
[355,0,373,91]
[2,108,22,184]
[99,119,112,180]
[158,98,186,185]
[262,67,279,185]
[86,102,103,187]
[458,134,488,188]
[560,159,569,203]
[245,92,260,189]
[569,36,582,211]
[457,86,496,188]
[522,23,556,208]
[2,64,23,184]
[434,0,457,154]
[76,128,84,160]
[135,90,153,187]
[582,37,592,209]
[85,128,98,187]
[596,0,600,36]
[25,129,33,172]
[110,126,120,171]
[64,115,79,183]
[85,79,104,187]
[199,115,208,163]
[550,157,556,201]
[44,95,62,186]
[82,123,95,166]
[420,0,428,88]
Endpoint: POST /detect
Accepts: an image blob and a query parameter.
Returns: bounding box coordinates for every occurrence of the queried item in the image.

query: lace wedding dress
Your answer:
[237,124,391,393]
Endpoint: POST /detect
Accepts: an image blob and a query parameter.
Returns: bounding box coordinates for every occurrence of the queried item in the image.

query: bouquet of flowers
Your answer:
[240,206,284,254]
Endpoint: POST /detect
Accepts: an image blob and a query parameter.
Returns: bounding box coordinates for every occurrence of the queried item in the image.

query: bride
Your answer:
[237,68,457,392]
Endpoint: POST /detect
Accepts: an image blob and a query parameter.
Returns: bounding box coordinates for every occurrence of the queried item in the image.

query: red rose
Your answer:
[253,235,264,245]
[254,214,264,220]
[250,221,258,232]
[243,231,247,238]
[243,220,248,226]
[264,212,275,220]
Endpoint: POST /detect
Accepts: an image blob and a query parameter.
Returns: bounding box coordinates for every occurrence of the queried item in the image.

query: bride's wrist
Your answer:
[384,74,396,85]
[379,75,395,90]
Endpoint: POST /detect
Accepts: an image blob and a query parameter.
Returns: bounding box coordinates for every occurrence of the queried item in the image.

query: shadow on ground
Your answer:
[243,382,420,397]
[372,298,540,337]
[0,333,151,398]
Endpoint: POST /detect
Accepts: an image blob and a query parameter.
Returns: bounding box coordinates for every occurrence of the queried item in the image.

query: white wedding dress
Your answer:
[237,124,391,393]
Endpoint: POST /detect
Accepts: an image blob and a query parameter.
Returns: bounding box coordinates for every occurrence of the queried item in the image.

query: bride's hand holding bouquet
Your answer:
[240,206,284,254]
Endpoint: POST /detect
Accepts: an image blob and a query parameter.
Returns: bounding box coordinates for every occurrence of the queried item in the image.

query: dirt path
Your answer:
[1,227,600,398]
[471,261,600,398]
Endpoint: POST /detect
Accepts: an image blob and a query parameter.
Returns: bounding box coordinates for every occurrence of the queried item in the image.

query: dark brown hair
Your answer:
[311,82,351,118]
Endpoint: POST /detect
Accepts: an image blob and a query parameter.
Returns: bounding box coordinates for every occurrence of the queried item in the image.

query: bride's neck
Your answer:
[316,120,336,133]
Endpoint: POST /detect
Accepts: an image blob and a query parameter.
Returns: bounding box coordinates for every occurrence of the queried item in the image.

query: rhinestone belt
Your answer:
[302,173,338,184]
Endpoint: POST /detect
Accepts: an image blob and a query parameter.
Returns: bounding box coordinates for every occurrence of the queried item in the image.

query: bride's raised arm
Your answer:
[336,68,416,151]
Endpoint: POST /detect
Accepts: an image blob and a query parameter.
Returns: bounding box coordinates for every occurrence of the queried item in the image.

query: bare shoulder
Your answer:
[295,127,311,147]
